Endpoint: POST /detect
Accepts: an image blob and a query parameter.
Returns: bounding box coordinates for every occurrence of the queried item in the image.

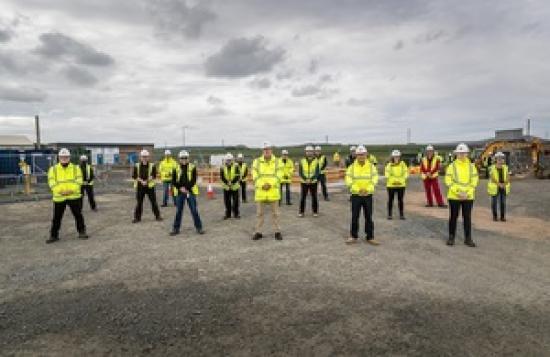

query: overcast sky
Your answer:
[1,0,549,147]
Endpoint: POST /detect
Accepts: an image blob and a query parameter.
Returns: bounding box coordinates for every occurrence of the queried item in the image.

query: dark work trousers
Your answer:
[448,199,474,240]
[491,188,507,219]
[350,194,374,239]
[300,183,318,214]
[162,181,176,206]
[173,193,203,232]
[240,181,247,202]
[134,186,161,221]
[318,173,329,200]
[50,198,86,238]
[80,185,96,210]
[387,187,405,217]
[223,189,240,218]
[280,183,292,205]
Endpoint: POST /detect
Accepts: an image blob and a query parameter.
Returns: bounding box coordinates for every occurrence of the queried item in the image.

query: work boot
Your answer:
[78,232,89,239]
[446,235,455,246]
[366,238,380,246]
[387,215,393,220]
[132,218,140,224]
[500,217,506,222]
[313,213,319,217]
[155,216,163,222]
[346,237,358,244]
[197,229,205,235]
[223,216,230,220]
[464,239,476,248]
[169,230,179,236]
[493,216,498,222]
[297,213,304,218]
[274,232,283,240]
[252,232,263,241]
[235,215,241,219]
[399,215,406,220]
[46,236,59,244]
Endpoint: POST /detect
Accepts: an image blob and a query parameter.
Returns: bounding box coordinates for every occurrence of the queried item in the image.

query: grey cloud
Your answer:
[205,36,285,77]
[0,85,47,102]
[206,95,224,105]
[250,77,271,89]
[63,66,98,87]
[414,29,447,44]
[394,40,404,50]
[347,98,371,107]
[319,74,333,83]
[35,32,114,66]
[308,59,319,74]
[0,29,13,42]
[147,0,216,39]
[292,85,321,97]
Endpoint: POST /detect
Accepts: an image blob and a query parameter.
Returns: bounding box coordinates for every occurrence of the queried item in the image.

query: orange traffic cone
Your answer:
[207,183,215,199]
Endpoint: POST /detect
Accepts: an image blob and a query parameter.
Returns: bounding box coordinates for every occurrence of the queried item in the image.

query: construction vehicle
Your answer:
[474,137,550,178]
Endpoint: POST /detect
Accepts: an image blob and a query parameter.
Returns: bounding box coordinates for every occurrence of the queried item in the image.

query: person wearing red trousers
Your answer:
[420,145,447,208]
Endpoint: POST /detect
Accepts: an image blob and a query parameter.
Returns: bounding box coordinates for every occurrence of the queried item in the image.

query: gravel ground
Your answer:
[0,178,549,356]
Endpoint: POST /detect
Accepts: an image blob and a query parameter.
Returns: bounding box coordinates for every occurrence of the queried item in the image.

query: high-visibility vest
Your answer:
[445,159,479,200]
[82,164,94,186]
[345,160,378,195]
[279,158,294,184]
[159,157,177,182]
[487,164,511,196]
[368,154,378,165]
[134,163,156,189]
[48,163,83,202]
[333,152,340,162]
[385,161,409,188]
[317,155,327,174]
[300,158,319,183]
[239,163,248,182]
[252,155,282,202]
[421,157,440,180]
[222,164,240,191]
[173,163,199,196]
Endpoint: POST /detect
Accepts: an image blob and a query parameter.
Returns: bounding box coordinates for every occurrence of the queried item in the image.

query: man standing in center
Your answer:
[299,145,320,218]
[220,153,241,219]
[252,142,283,241]
[159,149,178,207]
[315,145,329,201]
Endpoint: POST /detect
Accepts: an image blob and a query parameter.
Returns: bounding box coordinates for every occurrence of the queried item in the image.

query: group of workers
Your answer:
[46,142,512,248]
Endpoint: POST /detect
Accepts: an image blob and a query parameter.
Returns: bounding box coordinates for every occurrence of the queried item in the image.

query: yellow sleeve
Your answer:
[289,159,295,175]
[444,165,453,188]
[471,164,479,188]
[372,164,379,186]
[384,164,390,179]
[252,159,259,181]
[345,165,353,187]
[48,166,56,190]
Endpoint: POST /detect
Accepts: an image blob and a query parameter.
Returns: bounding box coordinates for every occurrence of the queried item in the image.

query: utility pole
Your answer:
[407,128,411,144]
[527,118,531,136]
[181,125,188,147]
[35,115,41,150]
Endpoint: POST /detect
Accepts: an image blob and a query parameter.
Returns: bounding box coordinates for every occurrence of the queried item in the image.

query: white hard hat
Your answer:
[58,148,71,157]
[454,143,470,153]
[282,149,289,155]
[314,145,322,151]
[237,153,244,159]
[178,150,189,158]
[263,141,273,149]
[426,145,434,151]
[305,145,314,151]
[494,151,505,158]
[140,149,150,157]
[391,150,401,157]
[356,145,367,154]
[164,149,171,155]
[80,155,88,161]
[225,153,234,161]
[350,145,357,151]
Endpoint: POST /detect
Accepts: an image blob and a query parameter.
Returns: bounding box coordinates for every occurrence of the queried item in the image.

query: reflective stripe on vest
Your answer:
[349,162,375,180]
[452,162,475,186]
[301,158,317,179]
[53,164,78,186]
[254,159,280,182]
[389,162,406,178]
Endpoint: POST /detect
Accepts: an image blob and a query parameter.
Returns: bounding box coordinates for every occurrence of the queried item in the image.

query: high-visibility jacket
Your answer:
[238,163,249,182]
[48,163,83,202]
[384,161,409,188]
[134,163,156,189]
[333,152,340,163]
[368,154,378,166]
[317,155,327,174]
[173,163,199,196]
[159,157,178,182]
[487,164,511,196]
[444,158,479,200]
[279,158,294,184]
[299,158,319,183]
[345,160,379,195]
[221,164,240,191]
[421,156,441,180]
[81,164,94,186]
[252,155,282,202]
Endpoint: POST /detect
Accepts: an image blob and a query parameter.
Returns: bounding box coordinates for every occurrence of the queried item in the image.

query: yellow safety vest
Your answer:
[445,159,479,200]
[134,163,156,189]
[222,164,240,191]
[421,157,441,180]
[173,163,199,196]
[82,164,93,186]
[345,160,379,195]
[487,164,511,196]
[333,152,340,162]
[279,158,294,184]
[385,161,409,188]
[159,157,177,182]
[239,163,249,182]
[252,155,282,202]
[317,155,327,174]
[300,158,319,183]
[48,163,83,202]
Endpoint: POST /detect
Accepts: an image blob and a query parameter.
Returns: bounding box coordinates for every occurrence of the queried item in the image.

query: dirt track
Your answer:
[1,178,549,356]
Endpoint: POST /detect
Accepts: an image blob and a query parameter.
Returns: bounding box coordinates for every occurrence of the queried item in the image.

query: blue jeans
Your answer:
[491,188,507,219]
[163,181,176,206]
[173,193,203,232]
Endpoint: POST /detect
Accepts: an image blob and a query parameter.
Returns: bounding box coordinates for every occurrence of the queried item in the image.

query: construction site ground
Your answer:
[1,178,549,356]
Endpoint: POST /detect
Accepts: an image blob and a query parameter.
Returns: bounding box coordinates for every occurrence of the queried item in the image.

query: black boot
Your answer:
[169,230,179,236]
[275,232,283,241]
[252,232,263,240]
[46,236,59,244]
[446,235,455,246]
[464,239,476,247]
[78,231,89,239]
